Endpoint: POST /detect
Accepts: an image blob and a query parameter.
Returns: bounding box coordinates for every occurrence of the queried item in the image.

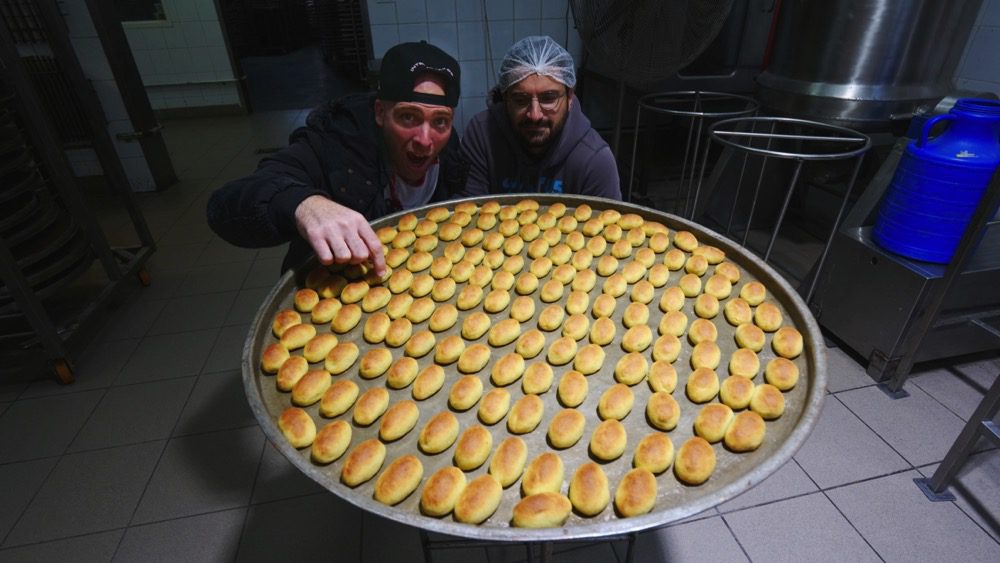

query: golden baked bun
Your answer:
[565,290,590,316]
[694,294,720,319]
[633,433,674,474]
[622,303,649,329]
[558,370,589,407]
[634,248,656,268]
[590,317,616,346]
[386,357,419,389]
[528,239,551,260]
[386,293,413,319]
[612,239,632,259]
[647,264,670,288]
[678,273,702,297]
[353,387,390,426]
[723,298,753,326]
[484,288,510,313]
[652,334,682,364]
[724,411,766,452]
[690,341,722,370]
[508,394,545,434]
[491,353,526,387]
[340,281,370,304]
[325,341,359,375]
[478,388,511,425]
[379,400,420,442]
[503,254,525,274]
[568,462,609,516]
[693,245,725,265]
[575,203,594,221]
[649,232,670,253]
[430,277,456,300]
[729,348,760,378]
[438,222,462,242]
[449,375,484,411]
[694,403,735,443]
[453,425,494,471]
[522,362,554,394]
[562,313,590,341]
[558,264,583,285]
[261,343,290,374]
[420,466,466,517]
[703,274,733,300]
[311,420,351,464]
[456,284,484,310]
[279,407,316,448]
[412,364,446,400]
[341,438,386,487]
[458,343,491,374]
[434,334,466,365]
[547,408,586,449]
[574,343,606,375]
[332,303,362,333]
[571,249,594,271]
[515,329,546,359]
[673,230,699,252]
[674,436,716,485]
[614,468,657,517]
[272,309,301,337]
[515,272,539,295]
[590,419,628,461]
[684,254,709,276]
[688,318,718,345]
[385,248,409,269]
[719,375,755,410]
[754,301,784,332]
[462,311,491,340]
[428,303,458,332]
[596,254,619,276]
[772,326,804,359]
[319,379,359,417]
[364,313,391,344]
[292,370,332,407]
[490,436,528,487]
[740,280,766,305]
[734,322,766,352]
[404,330,436,358]
[592,293,617,318]
[648,361,678,393]
[659,286,685,313]
[488,318,522,347]
[750,383,785,419]
[359,348,393,379]
[362,286,392,313]
[443,242,466,264]
[658,311,688,338]
[492,270,516,291]
[294,288,320,312]
[454,475,503,524]
[621,262,647,284]
[547,336,578,366]
[622,325,653,353]
[521,452,565,496]
[510,296,536,322]
[374,455,424,506]
[764,357,800,391]
[276,356,310,392]
[406,297,436,324]
[715,261,741,284]
[461,227,485,247]
[450,260,474,283]
[281,323,316,350]
[686,367,720,403]
[513,493,572,529]
[418,411,460,454]
[409,273,435,297]
[664,249,686,271]
[603,273,628,297]
[646,391,681,431]
[615,352,649,385]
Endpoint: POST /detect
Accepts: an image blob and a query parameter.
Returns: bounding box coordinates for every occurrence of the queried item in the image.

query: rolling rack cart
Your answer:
[705,116,871,304]
[0,8,155,383]
[625,90,758,216]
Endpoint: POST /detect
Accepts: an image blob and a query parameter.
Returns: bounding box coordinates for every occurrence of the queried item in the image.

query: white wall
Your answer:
[366,0,583,132]
[122,0,241,111]
[955,0,1000,95]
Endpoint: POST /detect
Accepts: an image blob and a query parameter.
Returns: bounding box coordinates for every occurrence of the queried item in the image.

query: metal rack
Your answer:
[625,90,758,214]
[707,116,871,302]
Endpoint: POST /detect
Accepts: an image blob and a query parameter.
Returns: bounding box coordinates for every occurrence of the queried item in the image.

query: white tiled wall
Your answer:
[122,0,241,111]
[955,0,1000,95]
[366,0,581,132]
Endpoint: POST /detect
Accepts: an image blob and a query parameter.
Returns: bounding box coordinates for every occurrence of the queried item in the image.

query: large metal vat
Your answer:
[756,0,983,130]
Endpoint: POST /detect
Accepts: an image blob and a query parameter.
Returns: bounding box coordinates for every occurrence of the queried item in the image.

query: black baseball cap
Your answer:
[378,41,460,108]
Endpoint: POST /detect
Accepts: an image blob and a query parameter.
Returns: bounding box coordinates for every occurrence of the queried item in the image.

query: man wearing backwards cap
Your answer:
[207,42,465,275]
[461,36,621,199]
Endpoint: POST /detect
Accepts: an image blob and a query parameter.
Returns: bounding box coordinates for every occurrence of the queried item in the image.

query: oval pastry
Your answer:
[386,356,419,389]
[353,387,390,426]
[449,375,484,411]
[622,325,653,353]
[420,466,466,517]
[729,347,760,378]
[478,388,511,425]
[515,329,546,359]
[658,311,688,337]
[428,303,458,332]
[772,326,804,359]
[404,330,436,358]
[569,462,610,516]
[454,475,503,524]
[740,280,767,305]
[558,370,589,407]
[491,353,526,387]
[590,419,627,461]
[633,433,674,474]
[754,301,784,332]
[513,493,572,529]
[279,407,316,448]
[646,391,681,431]
[615,352,649,385]
[311,420,351,464]
[562,313,590,341]
[592,294,617,318]
[522,452,565,496]
[724,411,767,452]
[522,362,554,394]
[565,290,590,316]
[690,341,722,370]
[488,318,521,347]
[359,348,393,379]
[547,408,586,449]
[590,316,616,346]
[373,455,424,506]
[379,400,420,442]
[574,344,606,375]
[262,343,291,375]
[723,298,753,326]
[508,394,545,434]
[674,436,716,486]
[652,334,682,363]
[319,379,359,417]
[272,309,301,337]
[325,342,359,375]
[648,361,678,393]
[275,354,308,392]
[461,311,491,340]
[686,367,720,403]
[694,403,735,443]
[510,296,536,323]
[341,439,386,487]
[614,468,657,517]
[719,375,755,410]
[412,364,446,400]
[765,357,800,391]
[453,425,493,471]
[280,323,316,350]
[750,383,785,419]
[332,304,362,334]
[418,411,460,454]
[547,336,577,366]
[292,370,332,407]
[490,436,528,488]
[458,343,491,374]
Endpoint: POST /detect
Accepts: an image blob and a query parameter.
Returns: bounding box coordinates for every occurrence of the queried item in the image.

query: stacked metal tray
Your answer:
[242,195,827,542]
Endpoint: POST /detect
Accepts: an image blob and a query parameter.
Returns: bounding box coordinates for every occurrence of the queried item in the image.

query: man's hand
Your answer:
[294,195,387,277]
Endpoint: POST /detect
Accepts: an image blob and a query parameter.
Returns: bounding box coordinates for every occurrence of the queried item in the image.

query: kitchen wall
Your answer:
[121,0,242,113]
[365,0,583,132]
[955,0,1000,95]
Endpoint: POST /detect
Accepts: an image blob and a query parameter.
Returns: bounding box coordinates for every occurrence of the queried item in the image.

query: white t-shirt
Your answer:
[389,163,439,210]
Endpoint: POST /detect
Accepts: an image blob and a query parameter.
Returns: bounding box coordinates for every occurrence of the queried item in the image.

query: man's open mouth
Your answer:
[406,153,430,167]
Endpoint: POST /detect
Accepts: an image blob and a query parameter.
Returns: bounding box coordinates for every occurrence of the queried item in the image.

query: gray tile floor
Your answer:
[0,109,998,562]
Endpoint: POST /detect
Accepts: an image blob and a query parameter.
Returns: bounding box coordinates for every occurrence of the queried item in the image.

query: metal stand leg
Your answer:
[419,530,434,563]
[914,373,1000,501]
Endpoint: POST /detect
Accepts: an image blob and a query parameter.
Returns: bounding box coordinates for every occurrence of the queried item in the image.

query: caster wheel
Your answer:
[55,359,75,385]
[137,268,152,287]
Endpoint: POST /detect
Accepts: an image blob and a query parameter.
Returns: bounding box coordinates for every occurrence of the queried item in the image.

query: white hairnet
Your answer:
[497,36,576,92]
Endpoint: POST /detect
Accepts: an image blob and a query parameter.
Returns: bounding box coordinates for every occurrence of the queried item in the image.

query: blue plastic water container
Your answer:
[873,98,1000,263]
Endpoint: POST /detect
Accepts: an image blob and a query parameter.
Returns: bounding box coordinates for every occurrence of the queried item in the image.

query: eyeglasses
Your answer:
[506,91,566,113]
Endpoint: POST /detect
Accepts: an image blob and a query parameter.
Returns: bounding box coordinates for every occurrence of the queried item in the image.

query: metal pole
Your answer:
[741,120,777,247]
[804,154,865,303]
[626,104,643,203]
[764,158,805,263]
[611,78,626,159]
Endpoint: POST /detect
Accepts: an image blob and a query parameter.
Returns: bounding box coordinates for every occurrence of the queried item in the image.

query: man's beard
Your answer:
[517,115,565,154]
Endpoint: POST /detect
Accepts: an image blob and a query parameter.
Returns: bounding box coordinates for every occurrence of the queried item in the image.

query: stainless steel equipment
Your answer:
[242,195,827,543]
[757,0,983,130]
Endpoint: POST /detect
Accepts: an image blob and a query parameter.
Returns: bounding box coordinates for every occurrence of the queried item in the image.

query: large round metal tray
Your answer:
[242,195,827,542]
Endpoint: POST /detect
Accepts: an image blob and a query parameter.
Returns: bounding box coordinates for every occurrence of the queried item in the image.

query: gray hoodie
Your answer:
[460,95,621,199]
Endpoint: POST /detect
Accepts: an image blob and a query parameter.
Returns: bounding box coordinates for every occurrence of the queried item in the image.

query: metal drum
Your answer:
[242,195,827,542]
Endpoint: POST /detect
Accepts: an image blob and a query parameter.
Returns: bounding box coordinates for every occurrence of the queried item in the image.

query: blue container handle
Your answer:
[917,114,955,148]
